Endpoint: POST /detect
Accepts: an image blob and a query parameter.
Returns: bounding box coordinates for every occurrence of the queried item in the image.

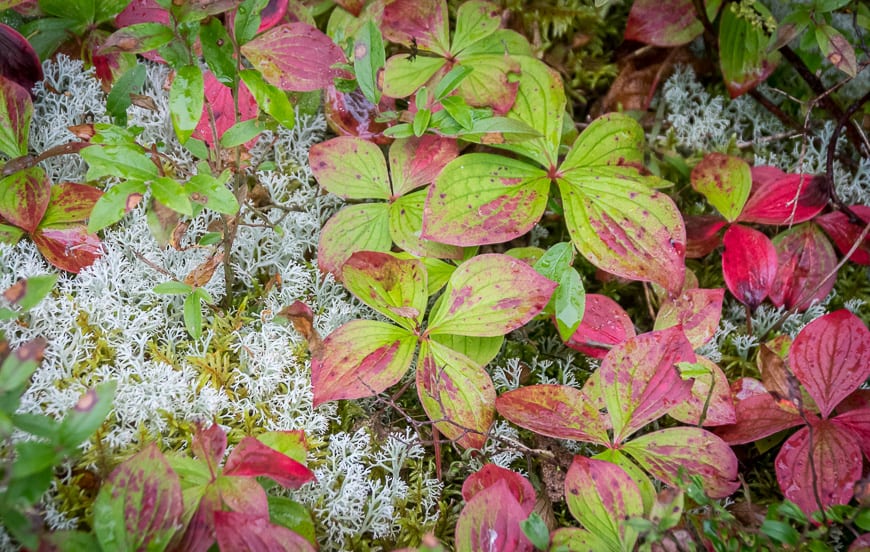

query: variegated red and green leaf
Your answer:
[461,465,536,515]
[454,479,535,552]
[721,224,777,310]
[623,427,740,498]
[32,226,102,273]
[0,74,32,158]
[738,168,827,225]
[191,422,226,476]
[669,355,736,427]
[389,136,459,197]
[341,251,428,329]
[600,327,695,444]
[624,0,722,47]
[564,294,636,358]
[430,333,503,366]
[416,339,495,450]
[450,0,503,53]
[451,51,521,115]
[389,190,464,259]
[317,203,391,277]
[240,23,351,91]
[775,419,862,515]
[214,475,269,520]
[310,320,416,406]
[684,214,727,258]
[769,224,837,310]
[690,153,751,222]
[422,154,550,246]
[495,384,610,445]
[38,183,103,228]
[214,511,316,552]
[426,253,556,337]
[654,288,724,348]
[93,443,184,552]
[223,436,315,489]
[0,166,50,233]
[310,137,391,200]
[381,0,449,55]
[564,456,643,552]
[789,309,870,419]
[815,206,870,265]
[381,55,447,99]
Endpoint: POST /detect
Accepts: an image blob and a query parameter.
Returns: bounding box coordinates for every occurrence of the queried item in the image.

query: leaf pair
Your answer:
[424,57,687,294]
[716,310,870,515]
[311,251,556,449]
[497,327,739,498]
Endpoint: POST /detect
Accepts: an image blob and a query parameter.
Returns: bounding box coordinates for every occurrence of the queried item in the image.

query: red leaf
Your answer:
[624,0,703,47]
[654,288,724,348]
[461,465,536,515]
[600,327,695,444]
[454,479,535,552]
[815,206,870,265]
[0,166,50,233]
[775,420,862,516]
[769,224,838,310]
[789,310,870,419]
[564,294,635,359]
[223,436,315,489]
[738,170,827,225]
[832,409,870,461]
[381,0,449,55]
[323,85,395,146]
[170,486,221,552]
[389,135,459,196]
[564,456,644,551]
[495,384,610,445]
[216,474,269,517]
[226,0,288,34]
[240,23,350,92]
[715,379,803,444]
[191,422,227,476]
[114,0,170,61]
[0,23,43,94]
[684,214,727,258]
[192,71,258,147]
[214,511,316,552]
[39,183,103,228]
[32,226,102,273]
[721,224,777,310]
[310,320,416,406]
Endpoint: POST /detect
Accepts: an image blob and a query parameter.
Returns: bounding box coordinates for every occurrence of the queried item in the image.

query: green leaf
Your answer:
[553,268,585,342]
[268,496,317,545]
[106,64,147,126]
[719,4,780,97]
[87,180,148,233]
[234,0,269,45]
[101,23,175,55]
[81,144,157,181]
[430,333,503,366]
[184,291,203,339]
[219,119,266,148]
[439,96,473,129]
[520,512,550,551]
[240,69,296,128]
[353,20,385,106]
[433,65,474,101]
[427,254,557,337]
[388,190,464,260]
[691,153,752,222]
[39,0,94,23]
[12,440,59,478]
[170,64,205,144]
[94,0,129,23]
[200,17,237,86]
[423,153,550,246]
[815,24,858,77]
[533,242,574,280]
[186,173,239,214]
[450,0,502,52]
[152,176,193,216]
[317,203,392,276]
[341,251,428,330]
[57,381,116,450]
[12,413,60,440]
[311,320,417,406]
[457,116,542,145]
[0,75,32,157]
[0,339,44,393]
[309,136,391,200]
[416,339,495,449]
[412,108,431,137]
[0,223,25,244]
[382,55,446,99]
[153,281,193,295]
[761,520,800,546]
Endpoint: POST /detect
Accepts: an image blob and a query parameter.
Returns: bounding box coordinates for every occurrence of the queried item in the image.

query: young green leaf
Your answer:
[239,68,296,128]
[353,20,385,106]
[152,176,193,216]
[200,18,237,86]
[311,320,416,406]
[427,254,556,337]
[81,143,158,182]
[430,333,503,366]
[234,0,270,45]
[186,173,239,215]
[170,64,205,144]
[153,281,194,295]
[433,65,474,101]
[87,180,147,233]
[184,291,203,339]
[219,119,266,148]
